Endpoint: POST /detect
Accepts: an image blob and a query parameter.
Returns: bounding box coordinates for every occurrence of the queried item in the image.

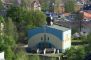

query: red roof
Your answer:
[83,12,91,19]
[63,13,70,16]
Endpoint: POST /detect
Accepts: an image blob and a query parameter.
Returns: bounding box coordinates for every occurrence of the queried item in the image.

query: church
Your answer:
[28,21,71,52]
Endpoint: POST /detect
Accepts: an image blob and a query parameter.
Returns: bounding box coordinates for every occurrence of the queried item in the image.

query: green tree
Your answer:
[7,6,46,43]
[54,0,62,13]
[41,2,49,12]
[65,47,85,60]
[40,0,55,12]
[0,16,5,51]
[0,17,17,60]
[85,33,91,53]
[26,10,46,29]
[5,46,14,60]
[75,11,83,32]
[0,35,5,51]
[16,49,29,60]
[29,55,40,60]
[0,0,3,10]
[6,6,24,23]
[0,18,17,60]
[21,0,34,8]
[0,16,4,35]
[5,18,17,47]
[64,0,75,13]
[39,0,49,12]
[0,16,4,22]
[7,6,46,27]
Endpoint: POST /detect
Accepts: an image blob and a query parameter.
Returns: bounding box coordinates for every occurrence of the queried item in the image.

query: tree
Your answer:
[0,16,4,34]
[85,33,91,53]
[16,49,29,60]
[29,55,40,60]
[6,6,24,23]
[7,6,46,28]
[5,18,17,47]
[39,0,49,12]
[65,47,85,60]
[40,0,55,12]
[5,46,14,60]
[75,11,83,32]
[41,2,49,12]
[54,0,63,13]
[21,0,34,8]
[26,10,46,29]
[0,17,17,60]
[0,0,3,10]
[0,16,4,51]
[64,0,75,13]
[0,35,5,51]
[7,6,46,43]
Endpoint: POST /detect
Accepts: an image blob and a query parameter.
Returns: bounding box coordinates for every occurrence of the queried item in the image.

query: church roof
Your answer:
[48,25,70,32]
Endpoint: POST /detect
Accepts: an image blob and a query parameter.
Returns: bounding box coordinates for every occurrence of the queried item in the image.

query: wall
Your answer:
[28,26,71,52]
[28,33,63,50]
[0,52,4,60]
[62,30,71,52]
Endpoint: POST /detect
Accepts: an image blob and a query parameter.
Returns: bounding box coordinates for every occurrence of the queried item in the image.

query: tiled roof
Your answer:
[83,11,91,18]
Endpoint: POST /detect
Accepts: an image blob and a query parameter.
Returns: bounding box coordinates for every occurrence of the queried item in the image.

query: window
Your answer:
[41,37,43,40]
[44,34,46,41]
[48,37,49,40]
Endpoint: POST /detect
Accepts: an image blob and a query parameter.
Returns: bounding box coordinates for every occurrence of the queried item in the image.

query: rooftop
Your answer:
[48,25,70,32]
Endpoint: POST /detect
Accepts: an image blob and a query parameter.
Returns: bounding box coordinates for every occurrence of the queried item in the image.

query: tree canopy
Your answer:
[65,47,85,60]
[64,0,75,13]
[16,49,29,60]
[7,6,46,29]
[0,0,3,10]
[5,46,14,60]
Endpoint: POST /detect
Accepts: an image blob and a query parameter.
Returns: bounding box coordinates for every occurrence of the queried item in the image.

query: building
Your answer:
[31,0,41,11]
[1,0,21,6]
[54,1,84,13]
[83,11,91,19]
[28,25,71,52]
[75,2,83,11]
[0,52,4,60]
[81,4,91,19]
[54,4,65,13]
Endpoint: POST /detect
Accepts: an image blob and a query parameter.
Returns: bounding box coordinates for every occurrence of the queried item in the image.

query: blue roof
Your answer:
[48,25,70,31]
[28,25,70,40]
